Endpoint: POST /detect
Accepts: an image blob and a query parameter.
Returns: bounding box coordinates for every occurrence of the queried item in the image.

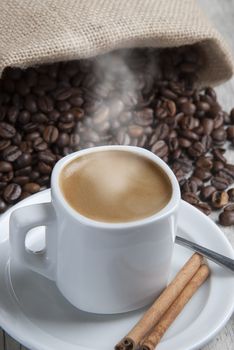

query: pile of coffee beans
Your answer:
[0,46,234,225]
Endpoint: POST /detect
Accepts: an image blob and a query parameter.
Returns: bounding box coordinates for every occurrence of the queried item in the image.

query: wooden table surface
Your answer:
[0,0,234,349]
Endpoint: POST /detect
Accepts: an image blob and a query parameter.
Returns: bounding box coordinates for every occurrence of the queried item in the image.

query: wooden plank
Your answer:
[4,332,21,350]
[0,328,5,349]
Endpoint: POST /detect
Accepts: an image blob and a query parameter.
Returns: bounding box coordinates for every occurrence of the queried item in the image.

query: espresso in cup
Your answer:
[60,150,172,223]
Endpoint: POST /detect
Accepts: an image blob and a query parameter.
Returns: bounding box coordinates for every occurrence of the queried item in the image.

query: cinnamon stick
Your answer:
[139,264,210,350]
[115,253,203,350]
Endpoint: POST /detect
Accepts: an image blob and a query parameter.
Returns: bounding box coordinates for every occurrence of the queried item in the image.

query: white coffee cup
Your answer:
[9,145,180,314]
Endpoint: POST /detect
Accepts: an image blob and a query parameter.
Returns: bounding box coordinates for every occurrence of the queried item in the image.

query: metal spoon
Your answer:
[175,236,234,272]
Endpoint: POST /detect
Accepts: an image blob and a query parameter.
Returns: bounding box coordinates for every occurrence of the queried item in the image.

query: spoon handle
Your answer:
[175,236,234,273]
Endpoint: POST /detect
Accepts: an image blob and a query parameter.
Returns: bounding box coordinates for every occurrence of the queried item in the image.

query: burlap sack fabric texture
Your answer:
[0,0,233,85]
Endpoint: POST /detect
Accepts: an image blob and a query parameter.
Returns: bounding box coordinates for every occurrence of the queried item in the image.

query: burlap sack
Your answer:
[0,0,233,85]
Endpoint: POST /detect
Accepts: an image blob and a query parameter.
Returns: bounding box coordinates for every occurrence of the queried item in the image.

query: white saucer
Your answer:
[0,190,234,350]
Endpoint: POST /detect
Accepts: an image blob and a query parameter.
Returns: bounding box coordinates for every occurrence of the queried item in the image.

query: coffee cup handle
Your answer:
[9,202,56,281]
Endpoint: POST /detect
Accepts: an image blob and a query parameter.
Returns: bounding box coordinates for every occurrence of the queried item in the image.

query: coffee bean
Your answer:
[190,176,203,189]
[168,137,178,152]
[188,142,204,158]
[182,179,198,193]
[83,129,100,143]
[3,183,22,203]
[70,133,80,148]
[171,148,182,160]
[151,140,168,158]
[38,95,54,113]
[38,150,56,164]
[15,154,32,169]
[180,116,198,130]
[57,133,70,147]
[128,125,144,138]
[0,140,11,151]
[32,137,47,151]
[201,135,212,151]
[193,125,204,135]
[180,102,196,115]
[57,100,71,112]
[54,88,73,101]
[19,141,32,153]
[43,126,59,143]
[212,161,224,173]
[12,132,22,146]
[197,101,210,112]
[137,134,148,148]
[211,176,229,190]
[219,210,234,226]
[116,129,131,145]
[1,171,14,182]
[193,168,212,181]
[201,118,214,135]
[194,202,212,216]
[32,112,48,123]
[221,170,234,185]
[155,123,170,141]
[227,188,234,202]
[211,191,229,209]
[7,106,18,124]
[25,131,40,142]
[205,87,216,101]
[25,94,38,113]
[18,110,31,124]
[48,110,60,122]
[176,158,193,173]
[58,121,75,132]
[134,108,153,126]
[178,138,192,148]
[60,111,75,124]
[2,145,22,162]
[216,170,234,185]
[196,156,213,170]
[15,166,32,177]
[30,171,40,181]
[37,175,50,186]
[160,88,177,100]
[211,127,226,143]
[182,192,199,205]
[13,176,30,185]
[213,114,224,130]
[69,95,84,107]
[224,204,234,211]
[20,192,31,200]
[0,122,16,138]
[200,186,216,201]
[0,161,13,173]
[213,148,227,163]
[220,166,234,180]
[38,161,52,175]
[179,130,199,141]
[23,182,40,194]
[23,122,39,133]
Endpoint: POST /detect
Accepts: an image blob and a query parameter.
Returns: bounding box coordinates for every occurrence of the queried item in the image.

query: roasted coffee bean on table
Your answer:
[0,46,234,226]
